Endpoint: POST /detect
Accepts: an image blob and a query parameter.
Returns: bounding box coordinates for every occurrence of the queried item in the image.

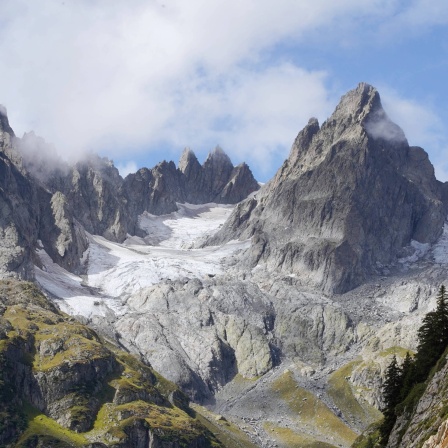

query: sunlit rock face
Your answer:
[207,83,446,294]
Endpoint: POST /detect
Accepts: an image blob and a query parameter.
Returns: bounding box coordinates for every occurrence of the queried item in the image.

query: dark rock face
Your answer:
[0,148,38,279]
[123,146,260,222]
[208,83,446,294]
[179,147,260,204]
[0,115,88,279]
[48,155,128,242]
[123,161,185,223]
[0,104,14,138]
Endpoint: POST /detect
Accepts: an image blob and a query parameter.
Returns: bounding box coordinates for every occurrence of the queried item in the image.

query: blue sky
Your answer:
[0,0,447,182]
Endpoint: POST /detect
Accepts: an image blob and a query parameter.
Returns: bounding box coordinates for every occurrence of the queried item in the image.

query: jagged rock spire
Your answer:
[208,83,446,294]
[0,104,15,137]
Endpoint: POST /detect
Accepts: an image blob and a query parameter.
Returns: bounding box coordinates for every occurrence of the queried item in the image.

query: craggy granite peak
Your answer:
[178,147,201,174]
[0,105,21,167]
[0,104,15,138]
[124,146,259,215]
[178,146,259,204]
[208,83,446,294]
[124,160,185,219]
[48,154,128,243]
[202,146,234,198]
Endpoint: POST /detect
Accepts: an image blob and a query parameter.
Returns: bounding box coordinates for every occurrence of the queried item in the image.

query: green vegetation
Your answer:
[351,422,382,448]
[377,285,448,447]
[0,280,222,447]
[192,403,258,448]
[328,360,382,430]
[264,422,337,447]
[15,404,88,447]
[271,371,357,446]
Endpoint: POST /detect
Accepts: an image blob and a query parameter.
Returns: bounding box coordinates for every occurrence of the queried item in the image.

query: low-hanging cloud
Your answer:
[364,109,408,144]
[380,87,448,181]
[0,0,447,180]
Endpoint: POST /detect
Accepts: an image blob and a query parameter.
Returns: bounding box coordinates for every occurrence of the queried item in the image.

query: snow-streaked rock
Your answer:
[206,83,446,294]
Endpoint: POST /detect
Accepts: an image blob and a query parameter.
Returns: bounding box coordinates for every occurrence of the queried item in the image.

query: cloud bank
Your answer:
[0,0,447,180]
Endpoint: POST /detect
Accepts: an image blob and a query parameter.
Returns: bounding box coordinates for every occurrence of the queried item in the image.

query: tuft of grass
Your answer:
[328,360,382,430]
[15,403,88,447]
[351,425,381,448]
[192,403,258,448]
[264,422,337,447]
[271,371,358,446]
[378,346,413,359]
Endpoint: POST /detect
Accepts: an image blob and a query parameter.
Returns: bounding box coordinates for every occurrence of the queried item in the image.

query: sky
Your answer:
[0,0,447,182]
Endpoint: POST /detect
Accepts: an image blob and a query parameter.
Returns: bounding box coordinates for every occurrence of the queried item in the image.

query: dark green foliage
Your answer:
[379,355,402,443]
[0,352,27,445]
[382,355,401,412]
[378,285,448,447]
[399,352,416,402]
[415,285,448,381]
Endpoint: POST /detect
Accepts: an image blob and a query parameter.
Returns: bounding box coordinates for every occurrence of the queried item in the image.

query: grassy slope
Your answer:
[270,371,357,447]
[192,404,258,448]
[0,280,222,447]
[327,360,382,431]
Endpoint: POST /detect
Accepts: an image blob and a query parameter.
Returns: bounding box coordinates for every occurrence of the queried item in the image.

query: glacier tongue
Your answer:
[35,202,249,318]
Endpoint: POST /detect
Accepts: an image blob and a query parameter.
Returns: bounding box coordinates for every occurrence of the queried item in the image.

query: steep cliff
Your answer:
[123,146,260,222]
[0,108,88,280]
[207,83,445,294]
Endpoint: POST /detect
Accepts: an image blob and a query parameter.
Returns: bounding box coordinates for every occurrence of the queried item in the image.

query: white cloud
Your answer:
[116,160,138,178]
[0,2,396,151]
[389,0,448,28]
[0,0,447,179]
[380,87,448,181]
[153,64,332,174]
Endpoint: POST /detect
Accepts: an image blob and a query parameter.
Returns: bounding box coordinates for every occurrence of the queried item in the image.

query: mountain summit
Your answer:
[208,83,446,293]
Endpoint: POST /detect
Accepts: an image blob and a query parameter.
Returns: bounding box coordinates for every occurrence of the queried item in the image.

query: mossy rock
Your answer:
[0,280,223,447]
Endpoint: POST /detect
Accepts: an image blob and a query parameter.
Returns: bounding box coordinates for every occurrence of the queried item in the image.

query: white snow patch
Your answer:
[86,234,248,299]
[398,240,431,264]
[136,202,234,249]
[35,249,125,318]
[35,203,249,319]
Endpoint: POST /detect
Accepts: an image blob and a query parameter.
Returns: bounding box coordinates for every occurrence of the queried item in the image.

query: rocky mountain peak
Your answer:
[204,145,233,167]
[208,83,446,294]
[0,104,15,138]
[331,82,380,121]
[178,147,200,173]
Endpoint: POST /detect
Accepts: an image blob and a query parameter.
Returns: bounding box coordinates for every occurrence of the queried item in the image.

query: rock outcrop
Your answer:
[115,277,276,401]
[0,279,221,447]
[113,272,364,402]
[179,146,259,204]
[48,154,128,242]
[207,83,446,294]
[123,146,260,224]
[0,113,88,279]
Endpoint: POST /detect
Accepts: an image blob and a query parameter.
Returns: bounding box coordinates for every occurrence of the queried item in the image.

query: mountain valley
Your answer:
[1,83,448,447]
